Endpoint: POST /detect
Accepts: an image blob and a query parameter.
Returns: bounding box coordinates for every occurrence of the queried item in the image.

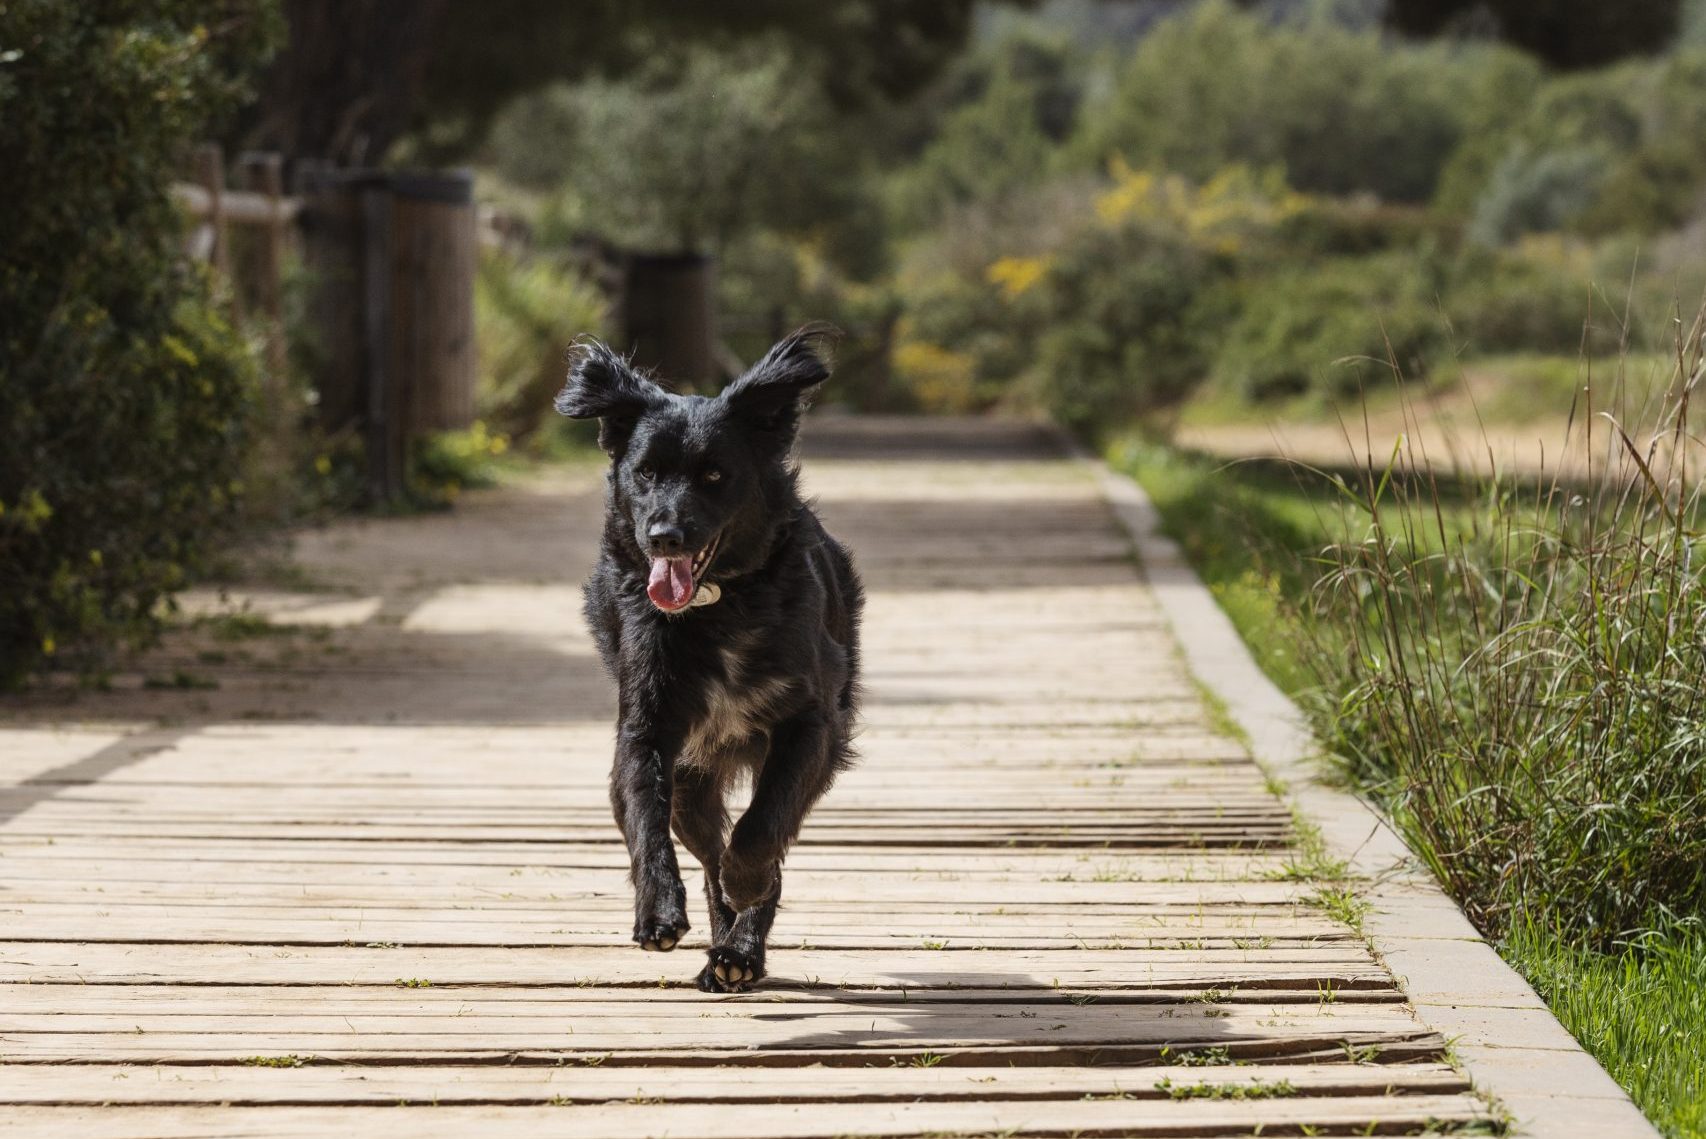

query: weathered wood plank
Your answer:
[0,943,1382,988]
[0,1062,1468,1105]
[0,1095,1494,1138]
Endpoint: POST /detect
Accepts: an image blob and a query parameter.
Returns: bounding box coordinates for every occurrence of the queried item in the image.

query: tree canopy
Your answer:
[238,0,994,164]
[1385,0,1681,70]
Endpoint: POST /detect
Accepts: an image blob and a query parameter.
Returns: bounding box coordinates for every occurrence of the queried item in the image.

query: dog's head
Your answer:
[556,325,834,613]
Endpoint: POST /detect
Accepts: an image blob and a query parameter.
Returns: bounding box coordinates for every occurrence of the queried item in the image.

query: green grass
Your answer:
[1176,350,1679,431]
[1111,438,1353,695]
[1112,394,1706,1139]
[1156,1076,1298,1101]
[1502,923,1706,1139]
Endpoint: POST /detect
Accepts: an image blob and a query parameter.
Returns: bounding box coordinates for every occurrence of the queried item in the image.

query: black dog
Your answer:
[556,327,862,993]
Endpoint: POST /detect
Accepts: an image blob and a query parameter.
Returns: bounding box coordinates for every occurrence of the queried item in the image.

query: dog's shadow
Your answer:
[730,967,1248,1063]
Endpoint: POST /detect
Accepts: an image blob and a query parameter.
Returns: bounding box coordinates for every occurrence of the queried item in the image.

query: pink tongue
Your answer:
[647,556,695,611]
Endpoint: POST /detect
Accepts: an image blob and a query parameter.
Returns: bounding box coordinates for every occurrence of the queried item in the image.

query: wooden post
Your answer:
[360,184,403,504]
[621,253,716,390]
[240,152,288,390]
[386,171,476,434]
[192,143,229,281]
[295,162,365,438]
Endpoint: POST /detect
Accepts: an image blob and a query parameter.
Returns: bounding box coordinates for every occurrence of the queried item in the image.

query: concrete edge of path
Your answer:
[1090,460,1658,1139]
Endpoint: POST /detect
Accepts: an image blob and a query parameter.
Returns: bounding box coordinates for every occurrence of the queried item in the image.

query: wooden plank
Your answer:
[0,943,1383,988]
[0,1095,1493,1137]
[0,1062,1468,1105]
[0,840,1293,876]
[0,851,1293,881]
[0,983,1405,1013]
[0,876,1316,902]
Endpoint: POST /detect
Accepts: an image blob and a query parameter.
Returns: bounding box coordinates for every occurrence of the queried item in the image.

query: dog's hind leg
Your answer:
[702,880,782,993]
[701,708,841,992]
[610,730,691,953]
[670,764,736,949]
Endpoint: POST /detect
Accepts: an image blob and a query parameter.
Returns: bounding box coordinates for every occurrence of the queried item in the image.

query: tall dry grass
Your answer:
[1302,304,1706,945]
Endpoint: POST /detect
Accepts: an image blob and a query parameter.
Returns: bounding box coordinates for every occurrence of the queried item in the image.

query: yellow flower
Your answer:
[985,256,1050,300]
[894,340,978,413]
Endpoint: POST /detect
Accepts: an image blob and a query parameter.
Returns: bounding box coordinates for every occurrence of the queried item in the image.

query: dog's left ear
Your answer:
[555,340,667,456]
[721,323,837,444]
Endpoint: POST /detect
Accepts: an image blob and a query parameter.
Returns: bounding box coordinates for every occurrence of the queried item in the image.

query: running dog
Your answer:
[556,326,862,992]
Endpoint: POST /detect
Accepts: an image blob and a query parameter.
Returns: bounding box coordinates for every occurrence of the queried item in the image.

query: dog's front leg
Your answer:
[610,722,690,952]
[701,708,837,991]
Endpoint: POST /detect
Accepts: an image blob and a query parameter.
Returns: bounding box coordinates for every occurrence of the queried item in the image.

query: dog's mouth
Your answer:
[646,535,720,612]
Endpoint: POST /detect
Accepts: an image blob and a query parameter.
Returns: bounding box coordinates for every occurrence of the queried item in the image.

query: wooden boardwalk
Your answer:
[0,419,1493,1136]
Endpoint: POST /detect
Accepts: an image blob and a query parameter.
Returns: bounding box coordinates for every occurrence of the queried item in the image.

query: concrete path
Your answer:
[0,418,1641,1135]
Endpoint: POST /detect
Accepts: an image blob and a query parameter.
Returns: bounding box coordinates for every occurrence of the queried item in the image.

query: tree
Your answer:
[1384,0,1680,69]
[237,0,996,165]
[490,48,862,254]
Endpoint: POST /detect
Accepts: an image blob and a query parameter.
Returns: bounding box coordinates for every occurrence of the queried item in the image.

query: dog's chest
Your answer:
[682,641,790,761]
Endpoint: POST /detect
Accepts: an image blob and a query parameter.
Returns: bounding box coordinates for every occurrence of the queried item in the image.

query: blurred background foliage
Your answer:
[452,0,1706,436]
[10,0,1706,668]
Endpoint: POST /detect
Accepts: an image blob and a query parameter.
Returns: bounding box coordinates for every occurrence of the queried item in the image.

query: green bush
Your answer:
[894,265,1036,409]
[1445,246,1626,356]
[1072,1,1493,203]
[0,1,278,687]
[1468,145,1610,245]
[1443,49,1706,241]
[1213,251,1449,401]
[474,249,607,442]
[1031,224,1226,432]
[885,33,1083,235]
[490,46,867,255]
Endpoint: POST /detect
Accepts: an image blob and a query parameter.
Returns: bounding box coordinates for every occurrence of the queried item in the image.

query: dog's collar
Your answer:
[687,582,722,608]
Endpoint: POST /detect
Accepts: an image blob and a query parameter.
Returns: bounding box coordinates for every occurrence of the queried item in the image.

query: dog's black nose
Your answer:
[647,524,686,557]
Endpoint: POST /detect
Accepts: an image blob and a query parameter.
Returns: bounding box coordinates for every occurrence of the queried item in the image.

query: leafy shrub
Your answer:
[412,421,511,505]
[1214,252,1449,401]
[892,262,1035,410]
[1305,371,1706,943]
[0,1,277,687]
[886,33,1083,234]
[1072,1,1492,203]
[715,230,903,409]
[490,46,867,254]
[1030,224,1225,432]
[1445,241,1626,356]
[1469,145,1609,246]
[1277,198,1457,258]
[474,250,607,442]
[891,338,978,413]
[1442,49,1706,241]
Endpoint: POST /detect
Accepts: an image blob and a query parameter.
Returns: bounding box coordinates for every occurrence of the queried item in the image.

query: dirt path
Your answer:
[0,417,1572,1135]
[1175,380,1700,487]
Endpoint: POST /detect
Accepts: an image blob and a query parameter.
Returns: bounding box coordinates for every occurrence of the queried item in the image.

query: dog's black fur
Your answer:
[556,326,862,992]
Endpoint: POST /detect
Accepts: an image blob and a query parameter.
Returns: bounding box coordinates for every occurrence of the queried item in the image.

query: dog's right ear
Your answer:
[555,340,665,456]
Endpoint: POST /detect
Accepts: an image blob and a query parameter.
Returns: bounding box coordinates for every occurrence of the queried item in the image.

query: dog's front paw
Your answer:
[718,848,778,913]
[697,945,764,993]
[634,911,690,952]
[633,881,691,951]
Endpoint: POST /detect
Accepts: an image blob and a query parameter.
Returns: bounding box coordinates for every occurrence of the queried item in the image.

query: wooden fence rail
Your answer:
[173,143,476,504]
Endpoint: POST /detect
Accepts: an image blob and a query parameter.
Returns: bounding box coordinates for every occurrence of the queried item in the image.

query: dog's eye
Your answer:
[701,468,723,485]
[635,465,656,483]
